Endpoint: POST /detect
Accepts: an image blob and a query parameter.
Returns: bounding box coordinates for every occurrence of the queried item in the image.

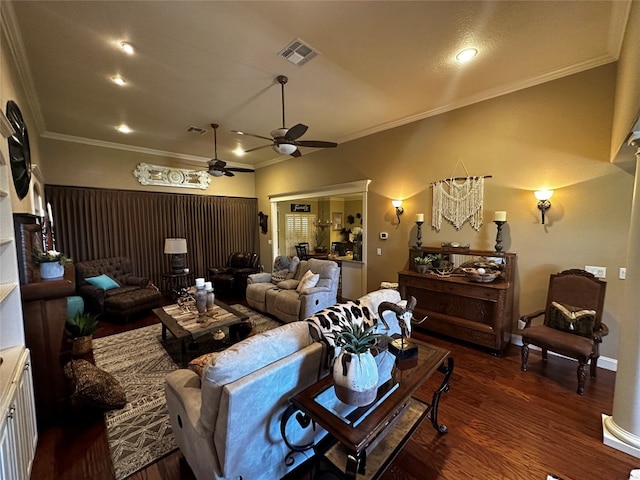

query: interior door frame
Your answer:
[269,179,371,288]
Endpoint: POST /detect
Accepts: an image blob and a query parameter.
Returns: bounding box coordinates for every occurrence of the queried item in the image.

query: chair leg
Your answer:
[541,348,548,361]
[521,344,529,371]
[577,361,588,395]
[590,356,598,378]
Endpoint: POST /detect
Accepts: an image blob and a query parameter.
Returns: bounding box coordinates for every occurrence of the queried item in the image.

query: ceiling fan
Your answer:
[206,123,254,177]
[233,75,338,158]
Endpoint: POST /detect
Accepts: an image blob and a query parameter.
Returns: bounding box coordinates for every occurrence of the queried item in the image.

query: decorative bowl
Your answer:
[462,267,500,283]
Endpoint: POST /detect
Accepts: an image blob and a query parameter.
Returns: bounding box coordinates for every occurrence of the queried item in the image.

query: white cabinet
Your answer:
[0,347,37,480]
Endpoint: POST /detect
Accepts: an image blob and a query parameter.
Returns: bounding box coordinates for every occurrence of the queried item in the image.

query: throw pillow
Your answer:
[296,270,320,293]
[271,255,300,284]
[547,301,596,338]
[85,274,120,291]
[64,359,127,410]
[188,351,219,377]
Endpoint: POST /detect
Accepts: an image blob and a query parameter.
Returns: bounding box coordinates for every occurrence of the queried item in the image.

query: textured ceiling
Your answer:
[2,1,631,170]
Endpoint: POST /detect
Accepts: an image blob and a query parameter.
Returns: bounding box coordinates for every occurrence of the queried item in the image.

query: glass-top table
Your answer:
[282,338,453,479]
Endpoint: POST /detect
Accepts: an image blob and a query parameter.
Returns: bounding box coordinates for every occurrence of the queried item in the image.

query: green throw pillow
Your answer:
[85,274,120,290]
[547,301,595,338]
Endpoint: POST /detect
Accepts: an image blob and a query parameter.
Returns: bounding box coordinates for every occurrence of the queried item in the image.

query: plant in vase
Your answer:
[32,249,72,279]
[329,317,390,406]
[65,312,99,356]
[413,255,431,274]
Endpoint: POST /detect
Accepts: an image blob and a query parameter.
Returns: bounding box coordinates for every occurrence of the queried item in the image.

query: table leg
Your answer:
[429,357,454,433]
[161,323,167,341]
[180,339,187,367]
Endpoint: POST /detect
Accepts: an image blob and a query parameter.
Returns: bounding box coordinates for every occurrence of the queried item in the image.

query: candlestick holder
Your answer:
[494,220,506,254]
[415,221,424,247]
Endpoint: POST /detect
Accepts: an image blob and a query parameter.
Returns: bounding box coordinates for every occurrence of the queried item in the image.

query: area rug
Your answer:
[92,304,282,480]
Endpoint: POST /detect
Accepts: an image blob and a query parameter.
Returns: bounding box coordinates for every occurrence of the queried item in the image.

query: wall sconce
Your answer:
[534,190,553,224]
[164,238,187,273]
[392,200,404,224]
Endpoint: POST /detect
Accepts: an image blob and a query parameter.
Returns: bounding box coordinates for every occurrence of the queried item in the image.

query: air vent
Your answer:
[187,125,207,135]
[278,38,318,66]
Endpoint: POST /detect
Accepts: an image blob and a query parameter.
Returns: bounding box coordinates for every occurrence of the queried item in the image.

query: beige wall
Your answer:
[40,137,256,197]
[256,64,633,359]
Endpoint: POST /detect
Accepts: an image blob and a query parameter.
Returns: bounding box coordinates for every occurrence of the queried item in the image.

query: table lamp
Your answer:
[164,238,187,273]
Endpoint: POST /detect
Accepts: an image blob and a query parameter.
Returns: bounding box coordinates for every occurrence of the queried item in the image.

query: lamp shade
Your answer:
[164,238,187,254]
[534,190,553,201]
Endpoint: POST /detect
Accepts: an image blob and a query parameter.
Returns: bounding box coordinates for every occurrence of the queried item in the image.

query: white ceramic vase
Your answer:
[333,349,379,406]
[40,261,64,279]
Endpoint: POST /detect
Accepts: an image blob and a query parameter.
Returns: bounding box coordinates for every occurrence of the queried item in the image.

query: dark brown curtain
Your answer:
[44,185,259,286]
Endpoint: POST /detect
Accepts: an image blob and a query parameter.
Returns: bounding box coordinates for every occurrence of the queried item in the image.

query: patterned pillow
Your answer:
[547,301,596,338]
[64,359,127,410]
[296,270,319,293]
[188,351,219,377]
[271,255,300,284]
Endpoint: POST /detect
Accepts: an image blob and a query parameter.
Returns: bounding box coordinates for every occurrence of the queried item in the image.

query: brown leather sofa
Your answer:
[208,252,260,298]
[75,257,160,321]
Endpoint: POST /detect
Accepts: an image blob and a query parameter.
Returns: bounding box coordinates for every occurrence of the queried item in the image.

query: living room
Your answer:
[1,1,640,479]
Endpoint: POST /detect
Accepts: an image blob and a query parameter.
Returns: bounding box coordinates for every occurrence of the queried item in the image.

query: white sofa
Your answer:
[164,288,403,480]
[246,258,340,323]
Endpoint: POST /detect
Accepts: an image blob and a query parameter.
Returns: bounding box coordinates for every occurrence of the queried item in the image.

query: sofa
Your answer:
[164,288,404,480]
[208,252,260,298]
[246,257,340,323]
[75,256,161,320]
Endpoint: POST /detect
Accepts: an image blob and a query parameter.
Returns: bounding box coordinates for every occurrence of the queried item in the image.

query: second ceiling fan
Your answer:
[207,123,254,177]
[233,75,338,158]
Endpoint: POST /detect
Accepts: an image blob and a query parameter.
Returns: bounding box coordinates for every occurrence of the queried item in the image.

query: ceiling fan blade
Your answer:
[290,149,302,158]
[244,144,273,153]
[227,167,255,173]
[224,170,235,177]
[285,123,308,141]
[231,130,273,142]
[294,140,338,148]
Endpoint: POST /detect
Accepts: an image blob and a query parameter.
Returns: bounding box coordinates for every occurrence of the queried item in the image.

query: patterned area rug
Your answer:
[92,304,282,480]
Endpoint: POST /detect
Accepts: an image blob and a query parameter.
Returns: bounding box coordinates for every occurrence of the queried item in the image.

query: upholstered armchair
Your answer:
[75,257,160,321]
[208,252,260,297]
[520,269,607,395]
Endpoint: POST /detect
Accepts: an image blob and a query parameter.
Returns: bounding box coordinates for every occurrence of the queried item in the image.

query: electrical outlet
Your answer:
[619,267,626,280]
[585,265,606,278]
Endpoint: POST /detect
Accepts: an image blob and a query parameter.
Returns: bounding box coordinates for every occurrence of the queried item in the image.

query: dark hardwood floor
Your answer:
[30,297,638,480]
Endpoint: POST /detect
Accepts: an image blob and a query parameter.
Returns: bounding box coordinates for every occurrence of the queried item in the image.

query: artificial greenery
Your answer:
[32,249,73,266]
[414,253,443,265]
[329,317,389,354]
[65,312,99,338]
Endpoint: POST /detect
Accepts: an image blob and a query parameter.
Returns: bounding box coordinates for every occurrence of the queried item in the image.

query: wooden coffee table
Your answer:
[281,339,453,479]
[152,300,249,366]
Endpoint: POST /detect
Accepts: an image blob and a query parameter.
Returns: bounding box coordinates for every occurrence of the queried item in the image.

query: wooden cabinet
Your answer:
[398,247,516,354]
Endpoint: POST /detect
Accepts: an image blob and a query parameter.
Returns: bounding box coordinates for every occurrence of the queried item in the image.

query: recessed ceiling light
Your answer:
[120,41,135,55]
[116,124,132,134]
[455,48,478,63]
[111,75,126,86]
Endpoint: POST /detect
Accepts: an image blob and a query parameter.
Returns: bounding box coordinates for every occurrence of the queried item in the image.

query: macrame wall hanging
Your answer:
[431,159,491,232]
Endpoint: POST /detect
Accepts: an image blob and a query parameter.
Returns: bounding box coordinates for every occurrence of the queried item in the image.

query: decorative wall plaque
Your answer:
[133,163,211,190]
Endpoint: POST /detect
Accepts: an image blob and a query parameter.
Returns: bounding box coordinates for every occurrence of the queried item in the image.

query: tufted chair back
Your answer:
[76,257,134,286]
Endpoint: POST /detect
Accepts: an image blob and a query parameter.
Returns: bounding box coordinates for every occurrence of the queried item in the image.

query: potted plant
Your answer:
[32,249,72,279]
[413,255,431,274]
[65,312,99,356]
[329,317,389,406]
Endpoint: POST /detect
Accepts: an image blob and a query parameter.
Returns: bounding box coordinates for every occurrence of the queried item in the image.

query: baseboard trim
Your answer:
[511,333,617,372]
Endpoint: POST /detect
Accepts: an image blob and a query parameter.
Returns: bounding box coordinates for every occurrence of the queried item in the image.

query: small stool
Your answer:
[67,296,85,319]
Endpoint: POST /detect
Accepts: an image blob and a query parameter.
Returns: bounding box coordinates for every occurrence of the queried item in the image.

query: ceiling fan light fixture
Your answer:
[273,143,297,155]
[210,169,224,177]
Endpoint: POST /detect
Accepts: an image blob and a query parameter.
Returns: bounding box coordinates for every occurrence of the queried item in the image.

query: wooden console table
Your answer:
[398,247,516,354]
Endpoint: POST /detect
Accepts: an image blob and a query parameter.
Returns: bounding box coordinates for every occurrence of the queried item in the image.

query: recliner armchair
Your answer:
[520,269,607,395]
[208,252,260,298]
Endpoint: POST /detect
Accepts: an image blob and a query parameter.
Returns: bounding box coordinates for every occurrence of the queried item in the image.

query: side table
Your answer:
[161,271,195,299]
[281,340,453,479]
